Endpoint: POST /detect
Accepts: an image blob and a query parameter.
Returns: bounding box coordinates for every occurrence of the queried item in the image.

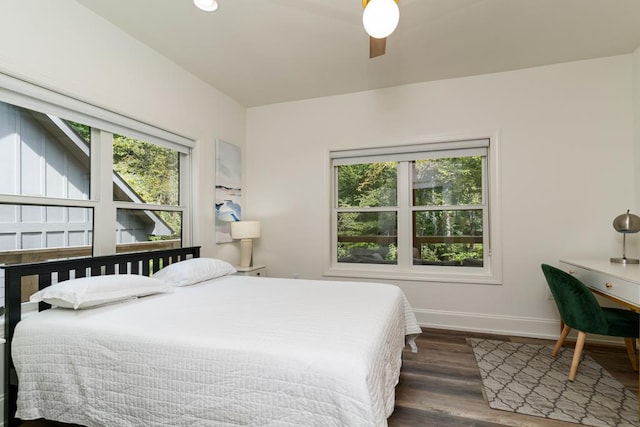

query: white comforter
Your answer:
[12,276,421,426]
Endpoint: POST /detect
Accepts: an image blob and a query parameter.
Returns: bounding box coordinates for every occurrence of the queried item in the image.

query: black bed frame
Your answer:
[2,245,201,426]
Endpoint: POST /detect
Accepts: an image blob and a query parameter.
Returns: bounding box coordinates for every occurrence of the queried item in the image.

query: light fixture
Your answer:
[362,0,400,39]
[231,221,261,268]
[194,0,218,12]
[610,209,640,264]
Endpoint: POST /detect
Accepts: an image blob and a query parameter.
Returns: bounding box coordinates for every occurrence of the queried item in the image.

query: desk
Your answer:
[560,259,640,418]
[559,259,640,311]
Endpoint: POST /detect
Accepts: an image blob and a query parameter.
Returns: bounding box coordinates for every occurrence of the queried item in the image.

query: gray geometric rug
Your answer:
[468,338,639,427]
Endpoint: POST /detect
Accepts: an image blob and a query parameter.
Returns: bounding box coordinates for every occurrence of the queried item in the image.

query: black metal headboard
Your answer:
[2,245,201,426]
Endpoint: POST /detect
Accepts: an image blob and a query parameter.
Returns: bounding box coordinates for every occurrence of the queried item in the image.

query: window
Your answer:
[329,136,502,284]
[0,72,194,304]
[112,134,183,248]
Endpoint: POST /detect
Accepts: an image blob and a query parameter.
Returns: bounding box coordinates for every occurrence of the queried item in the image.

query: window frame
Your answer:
[0,71,194,257]
[325,132,502,285]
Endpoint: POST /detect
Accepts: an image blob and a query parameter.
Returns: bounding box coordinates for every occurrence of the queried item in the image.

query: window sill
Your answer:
[324,265,502,285]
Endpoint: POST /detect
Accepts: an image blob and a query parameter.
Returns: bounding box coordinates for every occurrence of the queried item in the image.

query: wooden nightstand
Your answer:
[234,265,267,277]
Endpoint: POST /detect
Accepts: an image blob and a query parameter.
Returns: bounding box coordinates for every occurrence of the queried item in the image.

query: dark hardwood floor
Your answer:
[20,328,639,427]
[388,328,639,426]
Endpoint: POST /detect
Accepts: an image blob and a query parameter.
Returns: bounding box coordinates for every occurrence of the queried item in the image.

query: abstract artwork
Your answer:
[215,139,241,243]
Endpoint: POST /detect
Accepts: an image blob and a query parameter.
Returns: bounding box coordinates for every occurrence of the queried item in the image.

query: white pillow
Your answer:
[29,274,173,310]
[153,257,236,286]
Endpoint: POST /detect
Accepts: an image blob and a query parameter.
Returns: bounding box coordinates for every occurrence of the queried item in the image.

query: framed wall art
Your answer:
[214,139,241,243]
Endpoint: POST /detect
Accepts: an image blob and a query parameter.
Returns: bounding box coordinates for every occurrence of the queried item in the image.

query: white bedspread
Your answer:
[12,276,421,426]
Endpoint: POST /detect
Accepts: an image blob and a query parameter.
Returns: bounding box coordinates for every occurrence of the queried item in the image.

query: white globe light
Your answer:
[194,0,218,12]
[362,0,399,39]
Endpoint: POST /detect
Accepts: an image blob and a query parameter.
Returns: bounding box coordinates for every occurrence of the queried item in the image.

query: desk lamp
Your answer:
[231,221,261,267]
[610,210,640,264]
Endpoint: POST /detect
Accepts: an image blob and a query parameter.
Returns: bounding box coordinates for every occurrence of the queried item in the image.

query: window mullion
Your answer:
[92,130,116,256]
[397,161,412,268]
[331,166,338,265]
[0,194,94,208]
[482,155,490,259]
[179,152,192,246]
[113,202,184,212]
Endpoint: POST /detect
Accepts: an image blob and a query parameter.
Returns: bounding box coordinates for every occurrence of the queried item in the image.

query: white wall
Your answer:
[634,47,640,214]
[246,55,636,339]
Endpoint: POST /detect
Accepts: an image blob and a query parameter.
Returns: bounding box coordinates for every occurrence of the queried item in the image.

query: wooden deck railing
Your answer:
[337,235,483,266]
[337,235,483,244]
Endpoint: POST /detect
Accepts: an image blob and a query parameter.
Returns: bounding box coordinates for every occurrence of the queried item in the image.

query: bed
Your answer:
[3,246,421,426]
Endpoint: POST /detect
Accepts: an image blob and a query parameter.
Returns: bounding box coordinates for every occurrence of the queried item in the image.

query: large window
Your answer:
[0,72,194,304]
[330,137,501,284]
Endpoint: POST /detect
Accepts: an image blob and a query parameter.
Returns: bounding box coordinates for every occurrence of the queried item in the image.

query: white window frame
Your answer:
[325,132,502,285]
[0,72,194,256]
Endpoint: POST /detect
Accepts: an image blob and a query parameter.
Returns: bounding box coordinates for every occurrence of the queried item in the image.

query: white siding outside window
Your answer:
[0,72,195,306]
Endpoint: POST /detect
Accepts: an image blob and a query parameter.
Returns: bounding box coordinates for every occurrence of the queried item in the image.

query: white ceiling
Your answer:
[75,0,640,107]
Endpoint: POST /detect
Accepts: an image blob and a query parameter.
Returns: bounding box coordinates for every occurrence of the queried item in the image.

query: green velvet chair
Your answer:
[541,264,639,381]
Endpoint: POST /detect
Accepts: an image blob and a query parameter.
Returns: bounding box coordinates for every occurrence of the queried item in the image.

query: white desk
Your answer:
[560,259,640,418]
[559,259,640,311]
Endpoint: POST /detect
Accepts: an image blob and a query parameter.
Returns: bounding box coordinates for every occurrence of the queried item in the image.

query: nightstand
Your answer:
[234,265,267,277]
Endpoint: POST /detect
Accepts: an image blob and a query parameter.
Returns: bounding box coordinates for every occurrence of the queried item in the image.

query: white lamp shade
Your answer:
[231,221,261,239]
[194,0,218,12]
[363,0,400,39]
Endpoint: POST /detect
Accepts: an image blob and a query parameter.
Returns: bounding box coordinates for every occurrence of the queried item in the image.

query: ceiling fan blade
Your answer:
[369,36,386,58]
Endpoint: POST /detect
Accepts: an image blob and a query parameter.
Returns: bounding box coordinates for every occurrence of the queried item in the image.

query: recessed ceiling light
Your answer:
[194,0,218,12]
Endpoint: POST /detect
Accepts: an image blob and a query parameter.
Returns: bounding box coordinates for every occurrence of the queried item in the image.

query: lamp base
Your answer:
[238,238,254,268]
[610,257,640,264]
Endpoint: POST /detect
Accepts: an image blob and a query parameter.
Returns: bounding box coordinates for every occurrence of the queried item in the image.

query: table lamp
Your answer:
[231,221,261,267]
[610,210,640,264]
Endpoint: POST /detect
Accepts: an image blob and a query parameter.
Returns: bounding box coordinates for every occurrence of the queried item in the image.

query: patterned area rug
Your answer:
[468,338,639,426]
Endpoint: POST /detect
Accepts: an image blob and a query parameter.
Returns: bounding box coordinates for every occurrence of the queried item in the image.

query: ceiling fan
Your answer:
[362,0,400,58]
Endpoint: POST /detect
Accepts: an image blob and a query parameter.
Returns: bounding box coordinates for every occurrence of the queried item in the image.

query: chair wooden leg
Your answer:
[569,331,586,381]
[552,324,571,357]
[624,337,638,371]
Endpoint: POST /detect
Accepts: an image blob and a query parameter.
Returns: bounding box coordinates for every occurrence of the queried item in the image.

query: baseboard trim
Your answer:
[414,308,627,346]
